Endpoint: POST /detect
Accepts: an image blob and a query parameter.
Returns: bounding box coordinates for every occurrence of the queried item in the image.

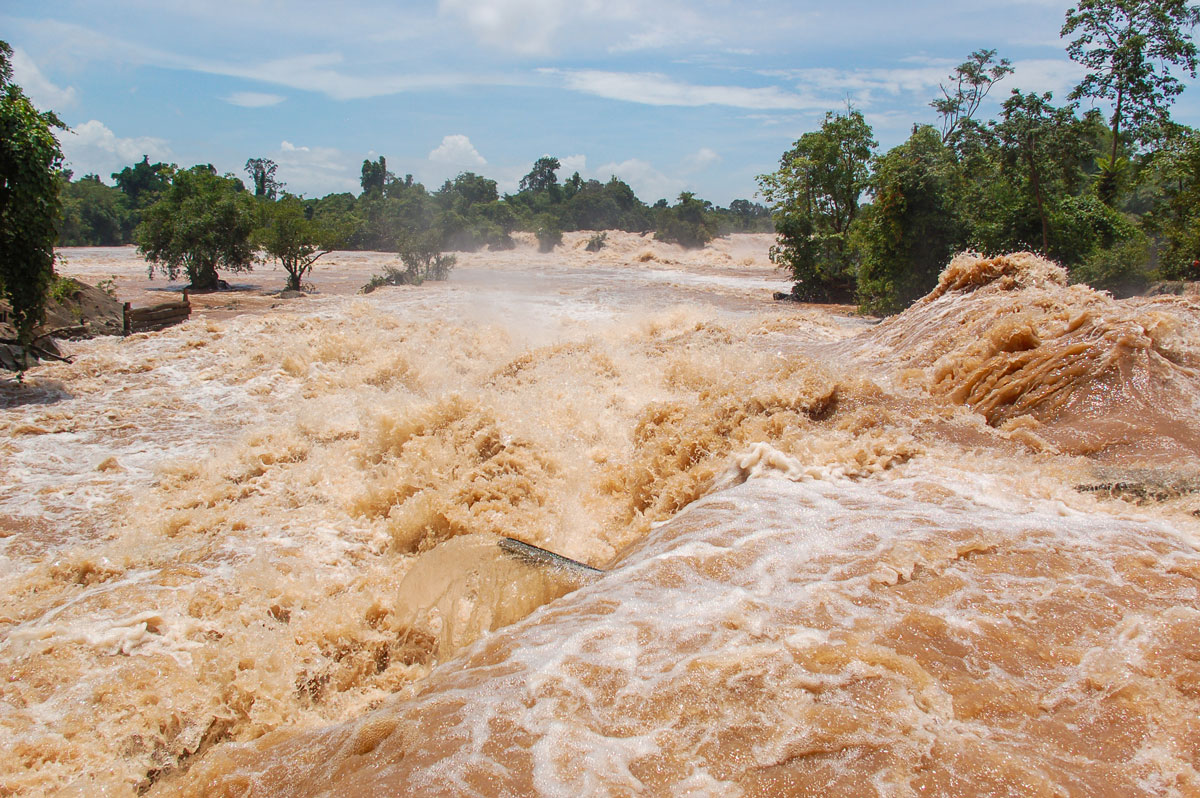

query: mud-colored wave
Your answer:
[858,252,1200,462]
[163,463,1200,797]
[1,240,1198,796]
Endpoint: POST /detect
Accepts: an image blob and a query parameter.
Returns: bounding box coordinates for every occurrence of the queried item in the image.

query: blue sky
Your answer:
[5,0,1199,205]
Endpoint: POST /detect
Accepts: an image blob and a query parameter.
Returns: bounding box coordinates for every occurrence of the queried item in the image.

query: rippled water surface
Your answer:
[2,235,1198,796]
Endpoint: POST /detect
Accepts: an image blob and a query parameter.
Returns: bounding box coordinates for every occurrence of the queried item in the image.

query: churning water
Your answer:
[2,234,1198,796]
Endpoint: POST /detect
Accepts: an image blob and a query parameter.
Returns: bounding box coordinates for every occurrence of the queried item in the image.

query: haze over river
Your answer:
[2,233,1199,796]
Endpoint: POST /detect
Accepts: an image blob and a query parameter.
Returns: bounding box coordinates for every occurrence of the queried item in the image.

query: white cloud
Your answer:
[223,91,285,107]
[592,158,684,204]
[428,134,487,168]
[271,140,359,197]
[60,120,171,180]
[546,69,820,110]
[9,48,78,111]
[438,0,567,56]
[682,147,721,173]
[559,154,587,176]
[1008,58,1087,99]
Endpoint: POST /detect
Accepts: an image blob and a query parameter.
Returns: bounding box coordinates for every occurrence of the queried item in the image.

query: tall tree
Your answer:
[757,109,876,301]
[360,156,389,196]
[0,40,65,355]
[932,49,1015,144]
[112,155,173,209]
[1145,125,1200,278]
[1062,0,1200,202]
[857,126,966,314]
[995,90,1093,252]
[520,156,561,193]
[244,157,283,200]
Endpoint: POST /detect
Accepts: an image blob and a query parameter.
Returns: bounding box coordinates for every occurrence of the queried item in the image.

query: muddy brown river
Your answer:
[2,234,1198,796]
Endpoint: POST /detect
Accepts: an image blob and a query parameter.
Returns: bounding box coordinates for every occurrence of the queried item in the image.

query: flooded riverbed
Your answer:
[2,235,1198,796]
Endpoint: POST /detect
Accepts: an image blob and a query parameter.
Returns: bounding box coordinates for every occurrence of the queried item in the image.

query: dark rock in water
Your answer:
[1075,467,1200,504]
[186,279,231,292]
[1145,281,1195,297]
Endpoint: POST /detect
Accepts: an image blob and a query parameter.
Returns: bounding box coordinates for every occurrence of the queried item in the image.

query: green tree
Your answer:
[931,49,1015,144]
[520,156,561,193]
[137,165,257,290]
[0,40,65,352]
[1062,0,1200,202]
[59,174,128,246]
[654,192,718,249]
[994,90,1094,253]
[857,125,966,314]
[244,157,283,199]
[255,194,338,291]
[112,155,173,209]
[757,109,876,301]
[1144,125,1200,278]
[360,156,390,196]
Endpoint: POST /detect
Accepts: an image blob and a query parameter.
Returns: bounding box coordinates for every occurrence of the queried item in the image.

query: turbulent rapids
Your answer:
[1,235,1199,796]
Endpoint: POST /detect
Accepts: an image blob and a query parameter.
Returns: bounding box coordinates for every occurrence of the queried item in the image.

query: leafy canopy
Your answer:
[136,165,257,290]
[757,108,876,301]
[1063,0,1200,199]
[931,49,1014,144]
[255,194,338,291]
[245,157,283,200]
[0,40,65,350]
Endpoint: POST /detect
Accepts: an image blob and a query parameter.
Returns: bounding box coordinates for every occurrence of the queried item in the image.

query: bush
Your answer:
[1070,235,1156,296]
[536,222,563,252]
[585,232,607,252]
[362,232,456,292]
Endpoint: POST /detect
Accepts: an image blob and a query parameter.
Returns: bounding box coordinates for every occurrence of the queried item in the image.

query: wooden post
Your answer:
[123,302,132,336]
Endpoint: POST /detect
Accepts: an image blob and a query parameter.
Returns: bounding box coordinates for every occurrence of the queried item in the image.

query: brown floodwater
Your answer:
[1,237,1198,796]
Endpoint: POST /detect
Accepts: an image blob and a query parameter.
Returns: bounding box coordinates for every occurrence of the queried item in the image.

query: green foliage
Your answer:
[360,156,389,196]
[719,199,773,233]
[1070,231,1155,294]
[520,156,561,194]
[1144,127,1200,278]
[1063,0,1200,203]
[255,194,336,291]
[136,165,257,290]
[48,274,76,304]
[362,231,456,291]
[245,157,283,199]
[993,90,1095,255]
[931,49,1015,144]
[857,126,966,314]
[0,40,64,352]
[112,155,173,209]
[59,173,130,246]
[585,232,607,251]
[654,192,719,249]
[758,109,876,300]
[535,217,563,252]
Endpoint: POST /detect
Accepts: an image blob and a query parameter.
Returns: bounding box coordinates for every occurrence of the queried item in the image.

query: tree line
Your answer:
[759,0,1200,314]
[58,152,772,253]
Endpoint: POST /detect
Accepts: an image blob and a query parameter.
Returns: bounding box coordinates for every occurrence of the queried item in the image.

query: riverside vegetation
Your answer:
[759,0,1200,311]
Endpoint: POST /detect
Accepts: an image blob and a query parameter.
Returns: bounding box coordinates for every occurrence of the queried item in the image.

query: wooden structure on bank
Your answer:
[123,292,190,335]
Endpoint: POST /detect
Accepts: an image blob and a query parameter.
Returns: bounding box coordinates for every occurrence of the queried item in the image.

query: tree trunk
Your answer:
[188,263,221,291]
